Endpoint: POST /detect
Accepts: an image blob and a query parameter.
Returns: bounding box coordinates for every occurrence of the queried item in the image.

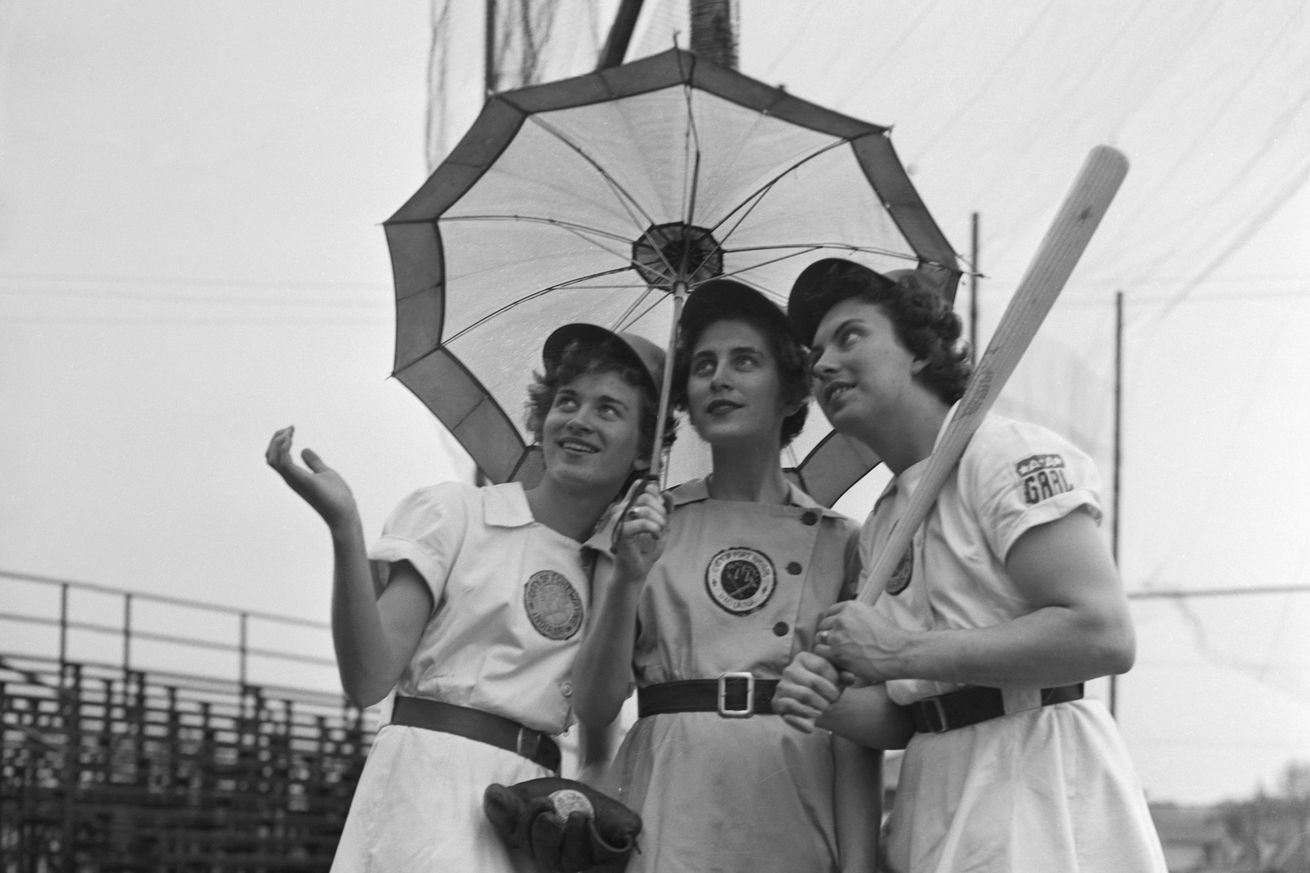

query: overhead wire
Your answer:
[910,0,1059,162]
[1100,1,1307,247]
[1141,129,1310,325]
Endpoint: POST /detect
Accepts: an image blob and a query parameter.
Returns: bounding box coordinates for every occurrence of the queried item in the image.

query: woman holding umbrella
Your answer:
[573,280,892,873]
[265,323,669,873]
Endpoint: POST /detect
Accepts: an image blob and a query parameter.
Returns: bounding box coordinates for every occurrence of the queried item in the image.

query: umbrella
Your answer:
[384,48,959,507]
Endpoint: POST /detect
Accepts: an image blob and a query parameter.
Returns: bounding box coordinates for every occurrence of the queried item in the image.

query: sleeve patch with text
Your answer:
[1015,453,1074,504]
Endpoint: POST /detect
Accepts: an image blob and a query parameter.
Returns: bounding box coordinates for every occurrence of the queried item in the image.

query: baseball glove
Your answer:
[483,777,642,873]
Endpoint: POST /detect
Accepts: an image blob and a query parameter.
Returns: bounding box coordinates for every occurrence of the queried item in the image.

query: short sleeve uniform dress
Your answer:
[330,481,595,873]
[608,477,861,873]
[866,414,1167,873]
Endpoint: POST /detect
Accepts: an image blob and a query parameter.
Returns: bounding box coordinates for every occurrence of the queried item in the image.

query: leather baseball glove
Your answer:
[484,777,642,873]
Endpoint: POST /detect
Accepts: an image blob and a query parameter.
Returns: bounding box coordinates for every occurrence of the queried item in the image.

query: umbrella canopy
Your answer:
[385,48,959,506]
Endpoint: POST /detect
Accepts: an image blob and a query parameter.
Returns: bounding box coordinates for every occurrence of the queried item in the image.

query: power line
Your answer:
[0,271,387,293]
[0,314,391,326]
[1128,584,1310,600]
[0,285,390,308]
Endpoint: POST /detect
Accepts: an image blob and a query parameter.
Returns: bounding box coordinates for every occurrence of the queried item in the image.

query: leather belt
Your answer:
[389,696,561,772]
[638,674,779,719]
[909,683,1084,733]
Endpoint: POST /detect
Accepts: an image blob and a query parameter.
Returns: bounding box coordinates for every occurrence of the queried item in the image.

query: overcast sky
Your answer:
[2,0,1307,805]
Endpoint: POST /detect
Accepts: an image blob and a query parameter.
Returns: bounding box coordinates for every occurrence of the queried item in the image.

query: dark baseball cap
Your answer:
[787,258,919,345]
[679,278,794,344]
[543,323,664,396]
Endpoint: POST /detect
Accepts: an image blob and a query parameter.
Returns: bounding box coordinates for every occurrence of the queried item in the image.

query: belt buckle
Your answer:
[717,672,755,718]
[922,696,950,733]
[516,726,541,760]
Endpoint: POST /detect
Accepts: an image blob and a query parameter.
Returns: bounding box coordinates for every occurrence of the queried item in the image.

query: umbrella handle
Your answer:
[646,281,688,484]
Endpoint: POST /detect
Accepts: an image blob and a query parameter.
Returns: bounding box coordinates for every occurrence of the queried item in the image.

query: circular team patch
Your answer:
[523,570,584,640]
[705,547,776,615]
[886,546,914,596]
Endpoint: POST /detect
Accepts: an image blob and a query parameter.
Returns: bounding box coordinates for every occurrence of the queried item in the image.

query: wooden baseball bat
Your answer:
[857,145,1130,605]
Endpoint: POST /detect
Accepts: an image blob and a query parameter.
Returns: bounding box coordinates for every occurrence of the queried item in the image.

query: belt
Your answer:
[389,696,561,772]
[909,683,1084,733]
[638,674,779,719]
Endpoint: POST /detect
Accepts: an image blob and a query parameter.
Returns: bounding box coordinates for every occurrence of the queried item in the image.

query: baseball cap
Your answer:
[678,278,794,344]
[542,323,664,396]
[787,258,914,345]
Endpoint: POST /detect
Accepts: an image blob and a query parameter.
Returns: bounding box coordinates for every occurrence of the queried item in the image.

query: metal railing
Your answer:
[0,569,341,698]
[0,570,375,872]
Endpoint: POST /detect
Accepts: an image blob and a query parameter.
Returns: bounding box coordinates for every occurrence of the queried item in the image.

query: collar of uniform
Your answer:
[582,502,619,558]
[481,481,536,528]
[668,476,842,518]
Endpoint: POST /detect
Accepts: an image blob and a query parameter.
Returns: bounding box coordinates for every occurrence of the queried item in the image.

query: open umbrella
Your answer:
[384,48,958,506]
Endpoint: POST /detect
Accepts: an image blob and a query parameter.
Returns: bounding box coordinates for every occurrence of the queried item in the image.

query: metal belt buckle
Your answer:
[516,726,541,760]
[717,672,755,718]
[923,696,950,733]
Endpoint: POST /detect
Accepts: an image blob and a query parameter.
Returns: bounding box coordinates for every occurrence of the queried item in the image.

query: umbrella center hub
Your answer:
[632,222,723,290]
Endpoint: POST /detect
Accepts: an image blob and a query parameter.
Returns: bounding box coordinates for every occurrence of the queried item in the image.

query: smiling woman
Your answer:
[525,324,670,501]
[263,323,663,873]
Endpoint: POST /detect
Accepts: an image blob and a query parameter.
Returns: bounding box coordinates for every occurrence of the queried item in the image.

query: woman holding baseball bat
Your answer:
[772,259,1166,873]
[573,280,895,873]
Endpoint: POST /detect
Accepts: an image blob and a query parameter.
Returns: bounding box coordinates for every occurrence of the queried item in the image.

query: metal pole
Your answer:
[239,612,249,687]
[970,211,980,360]
[122,592,132,674]
[598,0,645,69]
[485,0,497,94]
[59,582,69,669]
[1110,289,1124,718]
[1112,290,1124,562]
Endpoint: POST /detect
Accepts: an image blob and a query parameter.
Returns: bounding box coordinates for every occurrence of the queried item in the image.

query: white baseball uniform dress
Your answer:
[607,477,863,873]
[330,481,599,873]
[865,413,1167,873]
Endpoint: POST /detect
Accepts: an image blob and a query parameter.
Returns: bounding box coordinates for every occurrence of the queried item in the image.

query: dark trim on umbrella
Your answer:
[383,47,960,506]
[852,133,961,301]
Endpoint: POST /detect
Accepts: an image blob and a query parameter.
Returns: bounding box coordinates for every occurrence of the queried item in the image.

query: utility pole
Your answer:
[484,0,497,94]
[969,211,980,359]
[1110,289,1124,717]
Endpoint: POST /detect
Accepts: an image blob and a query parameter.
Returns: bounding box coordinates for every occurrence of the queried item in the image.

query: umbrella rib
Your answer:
[511,96,709,290]
[680,77,703,238]
[520,113,664,243]
[709,137,858,244]
[436,214,631,244]
[726,242,926,262]
[451,115,696,290]
[443,214,684,290]
[675,137,866,286]
[442,268,638,345]
[609,286,665,334]
[690,245,919,307]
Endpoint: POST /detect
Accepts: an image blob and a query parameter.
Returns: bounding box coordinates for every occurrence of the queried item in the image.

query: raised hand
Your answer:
[265,426,358,531]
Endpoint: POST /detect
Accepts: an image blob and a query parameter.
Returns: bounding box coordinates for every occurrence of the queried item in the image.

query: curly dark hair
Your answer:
[524,336,676,462]
[857,271,972,403]
[672,305,811,448]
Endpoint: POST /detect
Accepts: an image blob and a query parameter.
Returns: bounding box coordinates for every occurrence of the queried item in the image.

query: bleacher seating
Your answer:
[1,654,375,871]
